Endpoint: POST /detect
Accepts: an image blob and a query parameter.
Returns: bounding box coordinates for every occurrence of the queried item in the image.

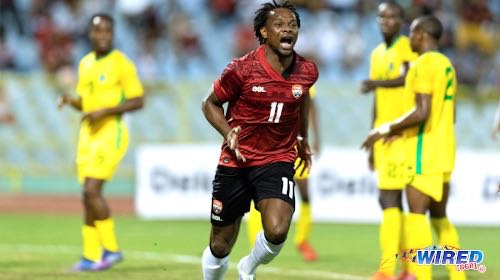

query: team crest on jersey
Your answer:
[212,199,223,214]
[291,85,303,99]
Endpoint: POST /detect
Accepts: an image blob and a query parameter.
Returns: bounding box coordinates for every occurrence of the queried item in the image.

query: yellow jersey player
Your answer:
[362,15,465,280]
[58,14,144,272]
[360,2,417,279]
[246,85,320,262]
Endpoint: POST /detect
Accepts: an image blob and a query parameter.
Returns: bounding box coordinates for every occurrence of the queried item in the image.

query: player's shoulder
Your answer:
[372,43,385,55]
[295,53,319,79]
[417,51,450,66]
[110,50,135,65]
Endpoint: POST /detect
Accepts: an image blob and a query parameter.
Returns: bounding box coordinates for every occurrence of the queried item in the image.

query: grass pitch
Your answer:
[0,213,498,279]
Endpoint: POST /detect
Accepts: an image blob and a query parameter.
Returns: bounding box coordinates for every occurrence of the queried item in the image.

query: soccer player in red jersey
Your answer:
[200,1,318,279]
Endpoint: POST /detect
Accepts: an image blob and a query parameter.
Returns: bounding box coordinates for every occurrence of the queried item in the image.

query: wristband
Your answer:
[377,123,391,136]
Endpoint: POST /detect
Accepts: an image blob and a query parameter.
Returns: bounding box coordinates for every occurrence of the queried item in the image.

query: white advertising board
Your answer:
[136,144,500,225]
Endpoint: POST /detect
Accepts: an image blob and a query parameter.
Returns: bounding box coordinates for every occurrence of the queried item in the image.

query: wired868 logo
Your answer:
[415,246,486,273]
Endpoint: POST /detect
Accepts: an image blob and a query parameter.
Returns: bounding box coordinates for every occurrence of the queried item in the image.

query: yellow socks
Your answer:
[405,213,432,280]
[431,217,467,280]
[82,225,101,262]
[294,202,312,245]
[378,207,402,276]
[247,202,263,248]
[95,218,119,252]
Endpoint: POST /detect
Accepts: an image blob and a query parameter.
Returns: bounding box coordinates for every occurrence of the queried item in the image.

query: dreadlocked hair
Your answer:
[253,0,300,45]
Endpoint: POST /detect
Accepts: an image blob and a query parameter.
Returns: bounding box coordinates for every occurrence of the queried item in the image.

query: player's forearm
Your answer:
[372,76,405,88]
[202,97,231,139]
[68,98,82,111]
[104,97,144,116]
[388,107,428,134]
[299,95,311,138]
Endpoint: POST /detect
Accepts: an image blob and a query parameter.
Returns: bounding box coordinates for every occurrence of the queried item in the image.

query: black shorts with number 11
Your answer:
[209,162,295,226]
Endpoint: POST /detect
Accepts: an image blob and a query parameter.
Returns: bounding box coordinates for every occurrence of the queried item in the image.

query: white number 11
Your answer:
[268,102,284,123]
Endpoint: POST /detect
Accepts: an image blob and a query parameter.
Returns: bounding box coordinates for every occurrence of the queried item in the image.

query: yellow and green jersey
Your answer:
[76,50,143,116]
[370,36,418,127]
[404,51,456,174]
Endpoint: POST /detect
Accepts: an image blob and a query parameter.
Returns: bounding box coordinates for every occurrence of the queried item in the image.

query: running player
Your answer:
[200,1,318,279]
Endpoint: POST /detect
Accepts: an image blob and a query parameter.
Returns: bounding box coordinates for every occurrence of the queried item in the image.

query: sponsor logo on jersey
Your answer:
[292,84,303,99]
[212,199,223,214]
[252,86,266,93]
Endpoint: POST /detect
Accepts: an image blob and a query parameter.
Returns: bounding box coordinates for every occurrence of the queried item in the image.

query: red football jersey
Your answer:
[213,45,319,167]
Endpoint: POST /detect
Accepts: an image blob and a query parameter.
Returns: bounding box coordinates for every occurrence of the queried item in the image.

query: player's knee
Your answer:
[82,188,101,204]
[264,224,289,244]
[378,191,402,209]
[209,239,231,257]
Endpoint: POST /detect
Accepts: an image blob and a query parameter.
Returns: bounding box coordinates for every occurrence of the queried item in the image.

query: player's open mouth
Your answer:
[280,36,293,50]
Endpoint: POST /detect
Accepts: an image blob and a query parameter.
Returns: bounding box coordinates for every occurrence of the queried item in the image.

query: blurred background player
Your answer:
[58,14,144,272]
[246,85,320,262]
[201,1,318,279]
[360,2,417,279]
[362,15,465,280]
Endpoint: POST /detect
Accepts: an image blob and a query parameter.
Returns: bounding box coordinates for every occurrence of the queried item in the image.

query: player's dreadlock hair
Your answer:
[253,1,300,45]
[415,15,443,40]
[89,13,114,28]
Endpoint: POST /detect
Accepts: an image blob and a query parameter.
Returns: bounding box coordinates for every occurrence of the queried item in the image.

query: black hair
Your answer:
[381,1,405,19]
[253,0,300,45]
[89,13,114,28]
[415,15,443,41]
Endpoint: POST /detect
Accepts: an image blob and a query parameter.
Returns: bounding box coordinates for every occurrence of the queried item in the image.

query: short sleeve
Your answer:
[412,58,433,94]
[121,56,144,99]
[213,59,244,102]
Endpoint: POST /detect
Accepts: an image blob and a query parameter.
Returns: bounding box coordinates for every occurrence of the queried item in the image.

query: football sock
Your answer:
[95,218,119,252]
[378,207,401,276]
[400,213,410,273]
[431,217,467,280]
[201,246,229,280]
[240,231,284,274]
[247,202,263,248]
[294,202,312,245]
[82,225,101,262]
[406,213,432,279]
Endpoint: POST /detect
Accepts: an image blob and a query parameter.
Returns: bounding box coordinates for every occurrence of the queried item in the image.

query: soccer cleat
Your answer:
[369,271,397,280]
[68,257,104,272]
[397,271,417,280]
[102,250,123,265]
[237,256,256,280]
[93,250,124,270]
[296,241,318,261]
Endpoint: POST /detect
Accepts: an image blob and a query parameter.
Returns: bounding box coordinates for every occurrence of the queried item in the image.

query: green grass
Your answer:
[0,213,498,279]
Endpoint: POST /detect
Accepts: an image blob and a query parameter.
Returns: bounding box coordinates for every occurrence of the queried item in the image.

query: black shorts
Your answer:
[210,162,295,226]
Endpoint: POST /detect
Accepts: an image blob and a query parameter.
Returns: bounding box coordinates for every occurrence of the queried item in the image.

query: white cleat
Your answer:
[237,256,256,280]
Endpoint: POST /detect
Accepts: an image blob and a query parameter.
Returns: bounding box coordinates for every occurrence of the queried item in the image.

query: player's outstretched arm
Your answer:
[202,86,246,162]
[360,62,410,93]
[57,94,82,111]
[362,93,431,150]
[82,96,144,123]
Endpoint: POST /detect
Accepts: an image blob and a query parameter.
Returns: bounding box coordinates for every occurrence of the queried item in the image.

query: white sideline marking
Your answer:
[0,244,367,280]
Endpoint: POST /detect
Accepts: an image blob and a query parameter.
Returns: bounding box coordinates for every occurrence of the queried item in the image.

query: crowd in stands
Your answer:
[0,0,498,92]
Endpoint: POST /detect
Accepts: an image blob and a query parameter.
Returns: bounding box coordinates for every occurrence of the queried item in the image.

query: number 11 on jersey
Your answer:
[268,102,284,123]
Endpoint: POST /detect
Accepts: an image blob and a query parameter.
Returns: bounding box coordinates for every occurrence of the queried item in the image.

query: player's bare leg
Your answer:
[202,217,242,280]
[430,183,467,280]
[294,178,318,261]
[238,198,293,279]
